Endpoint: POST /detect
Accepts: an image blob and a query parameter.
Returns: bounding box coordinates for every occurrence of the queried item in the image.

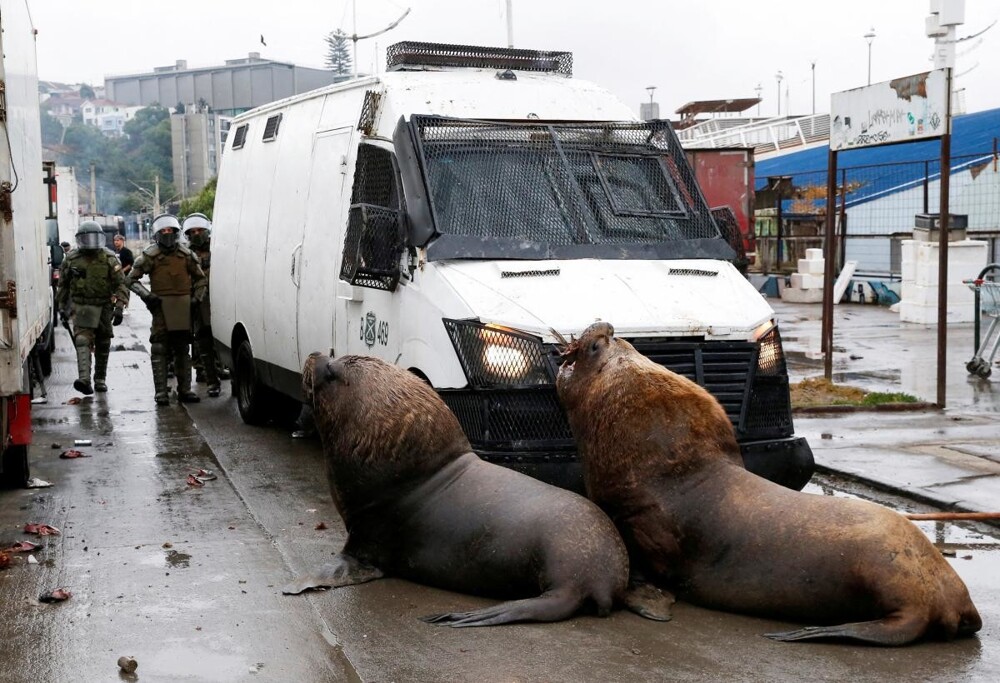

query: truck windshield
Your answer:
[404,116,730,261]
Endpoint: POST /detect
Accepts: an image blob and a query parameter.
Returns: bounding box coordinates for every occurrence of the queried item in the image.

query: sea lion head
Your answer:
[303,354,473,515]
[301,351,328,405]
[556,321,630,409]
[556,321,743,484]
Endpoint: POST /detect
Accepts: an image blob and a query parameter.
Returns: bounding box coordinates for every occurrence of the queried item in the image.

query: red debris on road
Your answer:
[39,588,73,603]
[59,449,90,459]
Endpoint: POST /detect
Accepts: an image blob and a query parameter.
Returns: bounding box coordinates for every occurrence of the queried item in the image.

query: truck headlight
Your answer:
[754,322,786,376]
[443,319,552,388]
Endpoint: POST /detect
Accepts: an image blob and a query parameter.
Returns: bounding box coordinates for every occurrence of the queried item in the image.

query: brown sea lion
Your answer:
[283,353,672,627]
[555,321,982,645]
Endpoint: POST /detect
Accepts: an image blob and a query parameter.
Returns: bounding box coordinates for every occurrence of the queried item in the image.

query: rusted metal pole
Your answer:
[905,511,1000,521]
[838,168,848,271]
[936,68,953,409]
[822,149,838,378]
[775,192,784,269]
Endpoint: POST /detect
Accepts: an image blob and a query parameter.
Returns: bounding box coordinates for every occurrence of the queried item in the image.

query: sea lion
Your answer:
[555,321,982,645]
[283,353,672,627]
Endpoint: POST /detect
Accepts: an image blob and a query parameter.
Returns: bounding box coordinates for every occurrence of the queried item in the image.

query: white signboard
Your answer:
[830,69,949,151]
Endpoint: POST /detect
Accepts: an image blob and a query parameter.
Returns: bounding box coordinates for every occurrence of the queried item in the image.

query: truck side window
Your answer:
[341,144,405,291]
[351,144,399,210]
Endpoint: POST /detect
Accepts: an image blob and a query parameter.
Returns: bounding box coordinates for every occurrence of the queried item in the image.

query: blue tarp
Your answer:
[755,108,1000,208]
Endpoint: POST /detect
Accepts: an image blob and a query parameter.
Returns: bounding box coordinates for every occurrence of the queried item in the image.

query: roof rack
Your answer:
[386,41,572,76]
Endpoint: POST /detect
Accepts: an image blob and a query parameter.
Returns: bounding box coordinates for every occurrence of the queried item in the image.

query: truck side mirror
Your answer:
[340,205,404,292]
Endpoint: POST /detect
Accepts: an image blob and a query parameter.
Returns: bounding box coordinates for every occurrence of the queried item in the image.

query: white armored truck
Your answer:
[211,42,814,490]
[0,0,51,487]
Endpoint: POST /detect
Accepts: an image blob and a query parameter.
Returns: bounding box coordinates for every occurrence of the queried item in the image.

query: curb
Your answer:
[793,402,937,415]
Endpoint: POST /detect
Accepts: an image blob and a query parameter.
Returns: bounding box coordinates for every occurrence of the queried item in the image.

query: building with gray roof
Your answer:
[105,53,348,117]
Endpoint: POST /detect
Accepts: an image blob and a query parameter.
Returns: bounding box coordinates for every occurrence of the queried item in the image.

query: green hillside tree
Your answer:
[180,177,217,219]
[325,29,352,74]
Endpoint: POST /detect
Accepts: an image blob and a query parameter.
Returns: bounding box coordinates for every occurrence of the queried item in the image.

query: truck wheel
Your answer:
[0,445,29,488]
[233,339,269,425]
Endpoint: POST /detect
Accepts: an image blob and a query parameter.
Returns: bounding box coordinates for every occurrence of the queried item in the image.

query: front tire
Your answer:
[232,339,269,425]
[0,445,29,488]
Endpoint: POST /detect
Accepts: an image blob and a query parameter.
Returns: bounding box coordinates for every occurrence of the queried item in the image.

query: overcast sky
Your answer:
[29,0,1000,118]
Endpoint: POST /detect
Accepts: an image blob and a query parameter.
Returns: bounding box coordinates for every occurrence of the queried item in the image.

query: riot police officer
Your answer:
[125,214,207,405]
[182,213,221,398]
[55,221,129,395]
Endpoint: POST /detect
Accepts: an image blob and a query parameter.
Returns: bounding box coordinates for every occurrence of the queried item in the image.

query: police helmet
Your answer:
[76,220,105,251]
[151,214,181,251]
[182,213,212,248]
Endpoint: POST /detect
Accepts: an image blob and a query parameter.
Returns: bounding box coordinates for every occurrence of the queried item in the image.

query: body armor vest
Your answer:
[193,247,211,277]
[147,248,194,296]
[68,252,116,306]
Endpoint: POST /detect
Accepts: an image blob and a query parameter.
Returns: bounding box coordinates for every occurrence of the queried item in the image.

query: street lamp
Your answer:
[754,82,762,116]
[775,70,783,116]
[864,27,876,85]
[810,60,817,114]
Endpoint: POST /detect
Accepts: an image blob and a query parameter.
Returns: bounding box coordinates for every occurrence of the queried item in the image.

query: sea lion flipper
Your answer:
[421,591,583,628]
[282,553,384,595]
[764,612,927,645]
[622,581,675,622]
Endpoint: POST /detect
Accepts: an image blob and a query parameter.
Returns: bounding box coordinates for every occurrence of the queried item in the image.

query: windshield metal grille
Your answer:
[710,205,749,273]
[411,117,721,252]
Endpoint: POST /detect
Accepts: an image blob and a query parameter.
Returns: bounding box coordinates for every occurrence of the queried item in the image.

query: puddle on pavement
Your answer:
[138,548,192,569]
[165,549,192,568]
[143,645,249,680]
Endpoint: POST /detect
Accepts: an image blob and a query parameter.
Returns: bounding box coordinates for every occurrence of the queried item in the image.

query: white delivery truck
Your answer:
[0,0,52,487]
[212,42,813,490]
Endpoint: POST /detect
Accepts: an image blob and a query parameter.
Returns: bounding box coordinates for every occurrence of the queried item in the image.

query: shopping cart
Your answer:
[965,264,1000,379]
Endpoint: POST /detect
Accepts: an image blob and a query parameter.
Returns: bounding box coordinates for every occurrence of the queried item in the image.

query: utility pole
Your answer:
[865,27,876,85]
[154,174,161,216]
[775,70,783,116]
[506,0,514,48]
[90,164,97,214]
[811,60,817,114]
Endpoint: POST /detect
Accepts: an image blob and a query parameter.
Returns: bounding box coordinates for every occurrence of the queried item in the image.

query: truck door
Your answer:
[296,127,354,366]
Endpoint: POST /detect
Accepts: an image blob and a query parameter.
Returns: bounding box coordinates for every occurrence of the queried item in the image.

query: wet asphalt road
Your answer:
[1,307,998,682]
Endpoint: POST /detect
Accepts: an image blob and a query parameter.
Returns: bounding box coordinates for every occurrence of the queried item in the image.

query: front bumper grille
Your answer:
[440,335,794,461]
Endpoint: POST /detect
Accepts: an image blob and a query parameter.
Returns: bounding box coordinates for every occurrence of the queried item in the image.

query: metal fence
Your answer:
[755,146,1000,275]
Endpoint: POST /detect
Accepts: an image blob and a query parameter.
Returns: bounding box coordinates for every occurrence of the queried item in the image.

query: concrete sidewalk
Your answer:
[773,300,1000,514]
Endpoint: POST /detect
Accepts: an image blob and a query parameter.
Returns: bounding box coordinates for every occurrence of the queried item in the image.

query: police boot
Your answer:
[200,343,221,397]
[175,346,201,404]
[93,339,111,392]
[192,338,205,383]
[73,334,94,395]
[150,343,170,406]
